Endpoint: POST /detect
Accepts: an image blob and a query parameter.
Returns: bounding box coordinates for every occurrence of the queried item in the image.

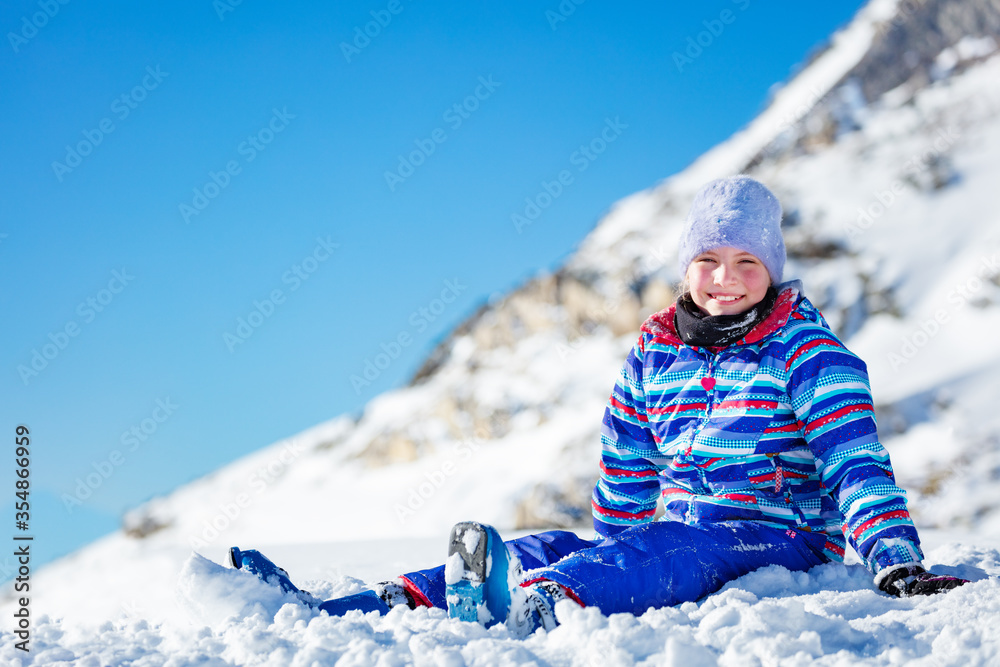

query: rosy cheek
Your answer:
[745,268,766,285]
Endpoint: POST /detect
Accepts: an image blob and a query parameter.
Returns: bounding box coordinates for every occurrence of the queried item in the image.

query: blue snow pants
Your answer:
[403,521,831,615]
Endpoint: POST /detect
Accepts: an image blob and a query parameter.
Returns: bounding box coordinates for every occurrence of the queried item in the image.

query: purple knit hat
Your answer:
[678,175,785,285]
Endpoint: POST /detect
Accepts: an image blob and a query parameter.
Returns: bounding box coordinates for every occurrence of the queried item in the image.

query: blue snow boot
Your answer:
[318,589,389,615]
[445,521,521,628]
[231,547,418,616]
[318,581,418,616]
[230,546,313,602]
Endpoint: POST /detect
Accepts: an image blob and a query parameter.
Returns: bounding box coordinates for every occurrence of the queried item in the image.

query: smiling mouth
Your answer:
[711,295,744,303]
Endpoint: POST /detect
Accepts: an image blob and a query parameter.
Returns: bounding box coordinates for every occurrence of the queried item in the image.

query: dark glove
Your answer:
[878,565,969,597]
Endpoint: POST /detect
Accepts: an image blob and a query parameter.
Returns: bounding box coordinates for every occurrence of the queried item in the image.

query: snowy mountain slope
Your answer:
[5,0,1000,663]
[87,3,1000,562]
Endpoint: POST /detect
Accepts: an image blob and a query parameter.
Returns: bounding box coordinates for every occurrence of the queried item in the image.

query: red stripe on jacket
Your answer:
[648,403,707,417]
[715,399,779,411]
[600,460,658,479]
[591,500,657,521]
[763,421,802,434]
[718,493,757,504]
[609,396,639,418]
[804,403,873,434]
[788,337,843,367]
[851,509,911,541]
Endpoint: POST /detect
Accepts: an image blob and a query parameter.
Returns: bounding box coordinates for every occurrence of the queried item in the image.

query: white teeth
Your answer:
[714,295,741,302]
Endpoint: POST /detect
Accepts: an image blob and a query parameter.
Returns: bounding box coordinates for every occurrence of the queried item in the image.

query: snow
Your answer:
[445,552,466,586]
[5,2,1000,664]
[2,537,997,665]
[462,530,481,561]
[578,0,902,263]
[477,599,493,627]
[932,35,998,79]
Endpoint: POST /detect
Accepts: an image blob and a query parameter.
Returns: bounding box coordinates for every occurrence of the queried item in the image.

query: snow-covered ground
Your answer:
[5,0,1000,664]
[3,532,998,665]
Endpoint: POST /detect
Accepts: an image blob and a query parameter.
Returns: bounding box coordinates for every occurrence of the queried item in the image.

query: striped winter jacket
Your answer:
[592,281,924,576]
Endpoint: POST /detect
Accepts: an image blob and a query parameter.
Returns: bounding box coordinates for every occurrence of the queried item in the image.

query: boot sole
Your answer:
[446,522,489,623]
[446,522,516,627]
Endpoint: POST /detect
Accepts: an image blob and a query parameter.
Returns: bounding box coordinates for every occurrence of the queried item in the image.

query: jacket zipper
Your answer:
[687,349,715,458]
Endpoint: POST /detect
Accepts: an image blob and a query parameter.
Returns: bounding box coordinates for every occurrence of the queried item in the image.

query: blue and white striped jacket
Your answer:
[592,281,923,575]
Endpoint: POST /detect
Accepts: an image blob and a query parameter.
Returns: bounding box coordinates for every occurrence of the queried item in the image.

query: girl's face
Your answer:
[685,246,770,316]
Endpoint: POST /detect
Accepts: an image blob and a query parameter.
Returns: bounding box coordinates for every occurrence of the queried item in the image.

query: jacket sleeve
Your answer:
[786,325,924,576]
[592,335,662,538]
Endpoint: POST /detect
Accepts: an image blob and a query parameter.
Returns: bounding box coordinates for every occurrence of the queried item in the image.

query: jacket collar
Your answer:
[641,280,803,349]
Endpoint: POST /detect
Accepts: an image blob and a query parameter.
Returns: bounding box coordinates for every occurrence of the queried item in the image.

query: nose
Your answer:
[713,262,737,286]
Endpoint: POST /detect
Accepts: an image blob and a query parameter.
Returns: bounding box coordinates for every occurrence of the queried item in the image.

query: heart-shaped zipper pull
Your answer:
[700,377,716,392]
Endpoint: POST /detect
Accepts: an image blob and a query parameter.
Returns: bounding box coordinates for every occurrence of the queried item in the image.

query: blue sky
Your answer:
[0,0,866,573]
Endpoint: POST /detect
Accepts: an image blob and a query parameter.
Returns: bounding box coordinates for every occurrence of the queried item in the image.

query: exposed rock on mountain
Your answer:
[119,0,1000,547]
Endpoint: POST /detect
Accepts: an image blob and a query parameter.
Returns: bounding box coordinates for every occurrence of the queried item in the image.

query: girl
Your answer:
[232,175,966,634]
